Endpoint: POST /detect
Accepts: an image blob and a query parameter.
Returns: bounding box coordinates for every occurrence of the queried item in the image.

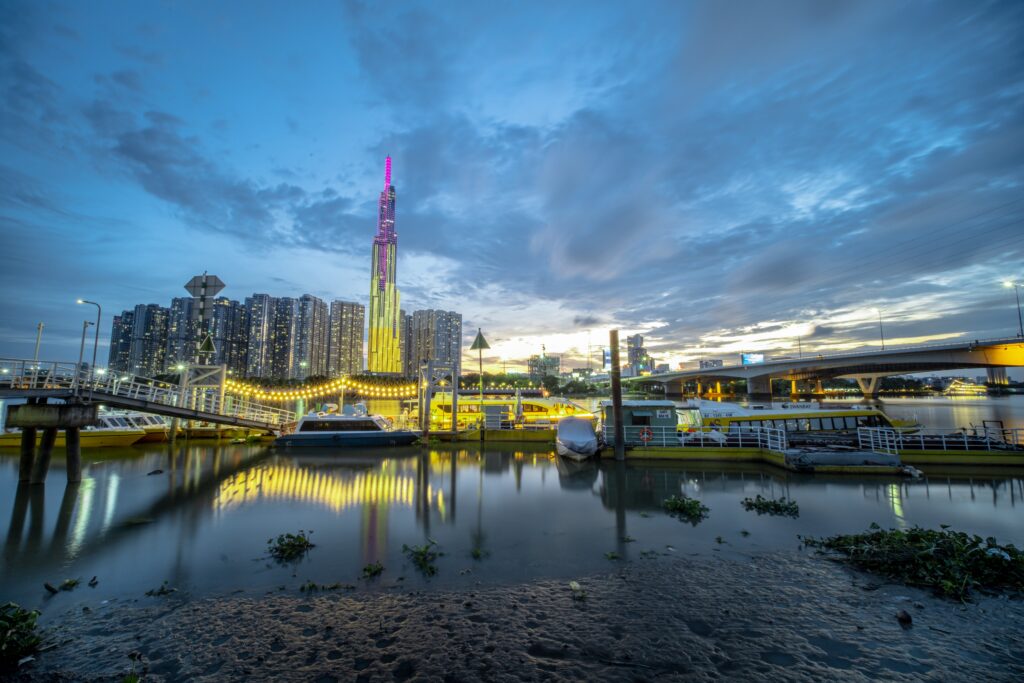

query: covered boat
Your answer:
[276,404,420,448]
[556,416,599,461]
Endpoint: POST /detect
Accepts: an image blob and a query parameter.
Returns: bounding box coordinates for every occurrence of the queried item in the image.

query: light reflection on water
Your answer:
[1,441,1022,614]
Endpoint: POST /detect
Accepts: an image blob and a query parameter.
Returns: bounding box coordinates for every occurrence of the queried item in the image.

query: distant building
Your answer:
[699,359,724,369]
[405,309,462,378]
[654,363,670,374]
[327,300,365,376]
[107,312,135,375]
[165,297,198,368]
[294,294,329,379]
[245,294,276,379]
[367,156,403,373]
[209,297,248,374]
[271,297,298,380]
[626,334,652,375]
[128,304,169,376]
[528,354,560,380]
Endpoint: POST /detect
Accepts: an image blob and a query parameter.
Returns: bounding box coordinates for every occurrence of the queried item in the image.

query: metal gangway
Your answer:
[0,358,294,431]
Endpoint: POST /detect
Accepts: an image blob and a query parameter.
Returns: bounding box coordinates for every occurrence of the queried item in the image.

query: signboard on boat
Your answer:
[741,353,765,365]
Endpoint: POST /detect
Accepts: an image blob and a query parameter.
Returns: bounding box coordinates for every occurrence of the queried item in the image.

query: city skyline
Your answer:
[1,1,1022,378]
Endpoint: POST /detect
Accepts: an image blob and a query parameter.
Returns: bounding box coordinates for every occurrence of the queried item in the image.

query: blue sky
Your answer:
[1,0,1022,374]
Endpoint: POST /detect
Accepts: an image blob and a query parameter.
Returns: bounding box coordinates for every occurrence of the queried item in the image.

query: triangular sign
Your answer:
[198,334,216,355]
[470,328,490,351]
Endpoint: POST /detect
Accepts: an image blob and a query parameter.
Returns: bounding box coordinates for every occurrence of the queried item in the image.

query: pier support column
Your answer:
[790,380,798,397]
[18,427,36,483]
[65,427,82,483]
[746,376,772,403]
[814,379,824,395]
[30,428,57,484]
[854,376,882,398]
[986,367,1008,385]
[663,379,685,400]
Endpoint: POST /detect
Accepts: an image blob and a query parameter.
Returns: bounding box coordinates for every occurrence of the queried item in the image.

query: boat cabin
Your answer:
[600,400,678,430]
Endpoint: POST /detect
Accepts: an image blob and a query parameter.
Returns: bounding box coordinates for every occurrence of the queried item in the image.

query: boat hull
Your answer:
[275,431,421,448]
[0,430,144,448]
[556,441,596,461]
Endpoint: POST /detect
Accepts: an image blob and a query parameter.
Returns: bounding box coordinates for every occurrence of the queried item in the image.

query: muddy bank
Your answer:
[13,552,1024,681]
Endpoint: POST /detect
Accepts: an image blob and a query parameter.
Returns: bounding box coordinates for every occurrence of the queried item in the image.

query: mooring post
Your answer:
[65,426,82,483]
[610,329,625,461]
[30,428,58,484]
[18,427,37,483]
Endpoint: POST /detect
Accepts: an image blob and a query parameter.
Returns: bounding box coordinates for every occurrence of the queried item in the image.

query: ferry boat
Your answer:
[427,394,594,430]
[276,406,420,448]
[943,379,988,397]
[684,400,919,434]
[0,414,146,448]
[105,410,170,442]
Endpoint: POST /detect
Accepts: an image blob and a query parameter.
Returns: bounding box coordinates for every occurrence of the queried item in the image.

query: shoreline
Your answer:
[11,551,1023,681]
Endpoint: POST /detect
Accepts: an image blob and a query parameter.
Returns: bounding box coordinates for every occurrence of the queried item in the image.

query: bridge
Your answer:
[624,337,1024,400]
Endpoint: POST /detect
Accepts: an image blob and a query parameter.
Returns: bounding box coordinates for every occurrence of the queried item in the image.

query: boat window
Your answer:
[785,419,798,431]
[632,415,652,426]
[843,416,857,429]
[810,418,822,430]
[298,420,382,432]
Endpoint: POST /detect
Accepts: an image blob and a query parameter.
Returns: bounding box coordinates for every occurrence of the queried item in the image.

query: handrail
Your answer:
[612,424,787,451]
[858,426,1023,452]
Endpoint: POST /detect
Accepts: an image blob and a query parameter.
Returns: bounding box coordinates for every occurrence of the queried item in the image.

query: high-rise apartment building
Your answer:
[405,309,462,378]
[245,294,275,379]
[107,311,135,375]
[270,297,298,380]
[209,297,248,374]
[367,156,402,373]
[165,297,198,368]
[294,294,329,379]
[328,300,365,376]
[128,304,169,376]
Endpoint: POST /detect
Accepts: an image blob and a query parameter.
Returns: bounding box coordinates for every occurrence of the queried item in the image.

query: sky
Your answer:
[1,0,1022,376]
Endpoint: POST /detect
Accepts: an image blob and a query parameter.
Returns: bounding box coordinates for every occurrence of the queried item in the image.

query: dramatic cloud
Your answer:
[0,0,1021,375]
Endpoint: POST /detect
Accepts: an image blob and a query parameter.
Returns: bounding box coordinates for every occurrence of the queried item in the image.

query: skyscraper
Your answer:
[294,294,329,379]
[328,300,365,376]
[367,156,402,374]
[245,294,275,379]
[165,297,198,368]
[271,297,298,380]
[405,309,462,378]
[209,297,248,375]
[128,304,169,376]
[107,311,135,375]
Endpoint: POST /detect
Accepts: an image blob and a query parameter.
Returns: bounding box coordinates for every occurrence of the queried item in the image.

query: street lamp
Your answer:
[1005,281,1023,338]
[73,320,94,397]
[876,308,886,351]
[77,299,101,400]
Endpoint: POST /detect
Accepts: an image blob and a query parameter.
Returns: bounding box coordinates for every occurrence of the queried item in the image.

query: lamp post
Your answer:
[1005,281,1023,338]
[77,299,101,400]
[876,309,886,351]
[73,320,94,397]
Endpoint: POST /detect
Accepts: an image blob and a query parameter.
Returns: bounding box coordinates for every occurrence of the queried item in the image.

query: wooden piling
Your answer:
[610,330,625,461]
[18,427,36,483]
[66,426,82,483]
[30,428,57,484]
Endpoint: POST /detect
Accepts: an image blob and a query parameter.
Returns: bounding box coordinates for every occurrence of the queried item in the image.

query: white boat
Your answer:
[556,416,599,461]
[276,404,420,448]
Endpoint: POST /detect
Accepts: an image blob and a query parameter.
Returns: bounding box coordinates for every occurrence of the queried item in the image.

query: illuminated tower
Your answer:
[368,156,402,373]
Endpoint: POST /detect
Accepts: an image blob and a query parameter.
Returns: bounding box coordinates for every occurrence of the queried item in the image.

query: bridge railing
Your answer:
[858,426,1023,453]
[0,358,294,427]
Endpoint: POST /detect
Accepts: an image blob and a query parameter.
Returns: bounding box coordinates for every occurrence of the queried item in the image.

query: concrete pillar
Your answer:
[696,381,703,397]
[814,379,824,394]
[790,380,798,397]
[65,427,82,483]
[30,428,57,484]
[715,381,722,395]
[854,376,881,398]
[987,367,1009,385]
[747,376,772,402]
[663,379,685,400]
[18,427,36,483]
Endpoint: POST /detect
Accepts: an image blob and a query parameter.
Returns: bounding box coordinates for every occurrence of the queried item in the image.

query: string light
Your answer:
[223,376,418,403]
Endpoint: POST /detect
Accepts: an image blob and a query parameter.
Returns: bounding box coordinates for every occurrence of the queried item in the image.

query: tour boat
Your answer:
[0,414,146,448]
[427,394,595,430]
[688,400,920,434]
[556,416,599,460]
[275,406,420,448]
[108,411,170,442]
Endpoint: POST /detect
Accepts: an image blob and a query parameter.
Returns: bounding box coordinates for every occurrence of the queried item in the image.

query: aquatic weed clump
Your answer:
[1,602,41,671]
[741,494,799,518]
[267,530,315,562]
[662,495,709,524]
[402,540,442,576]
[803,524,1024,601]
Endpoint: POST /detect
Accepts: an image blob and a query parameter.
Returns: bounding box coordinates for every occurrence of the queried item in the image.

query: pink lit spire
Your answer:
[384,155,392,190]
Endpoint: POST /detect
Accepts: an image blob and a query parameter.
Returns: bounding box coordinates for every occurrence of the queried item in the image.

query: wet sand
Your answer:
[13,552,1024,682]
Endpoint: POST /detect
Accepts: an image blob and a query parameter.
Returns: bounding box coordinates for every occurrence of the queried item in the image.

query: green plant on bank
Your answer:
[802,524,1024,601]
[568,581,586,601]
[1,602,41,671]
[300,581,355,592]
[362,562,385,579]
[741,494,800,517]
[144,581,177,597]
[605,551,621,560]
[122,651,147,683]
[470,547,489,560]
[267,530,315,562]
[402,540,442,576]
[59,578,79,591]
[662,495,709,524]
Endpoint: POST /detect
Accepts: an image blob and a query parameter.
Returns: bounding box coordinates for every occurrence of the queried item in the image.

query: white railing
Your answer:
[858,426,1024,453]
[0,358,293,426]
[619,425,787,451]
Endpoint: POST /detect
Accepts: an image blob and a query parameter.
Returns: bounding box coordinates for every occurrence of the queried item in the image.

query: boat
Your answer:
[943,379,987,397]
[556,416,599,460]
[106,410,169,442]
[690,400,920,434]
[0,414,146,448]
[275,404,420,448]
[427,393,594,430]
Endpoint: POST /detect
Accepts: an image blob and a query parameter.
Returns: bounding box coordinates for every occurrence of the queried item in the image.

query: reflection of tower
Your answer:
[368,156,402,373]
